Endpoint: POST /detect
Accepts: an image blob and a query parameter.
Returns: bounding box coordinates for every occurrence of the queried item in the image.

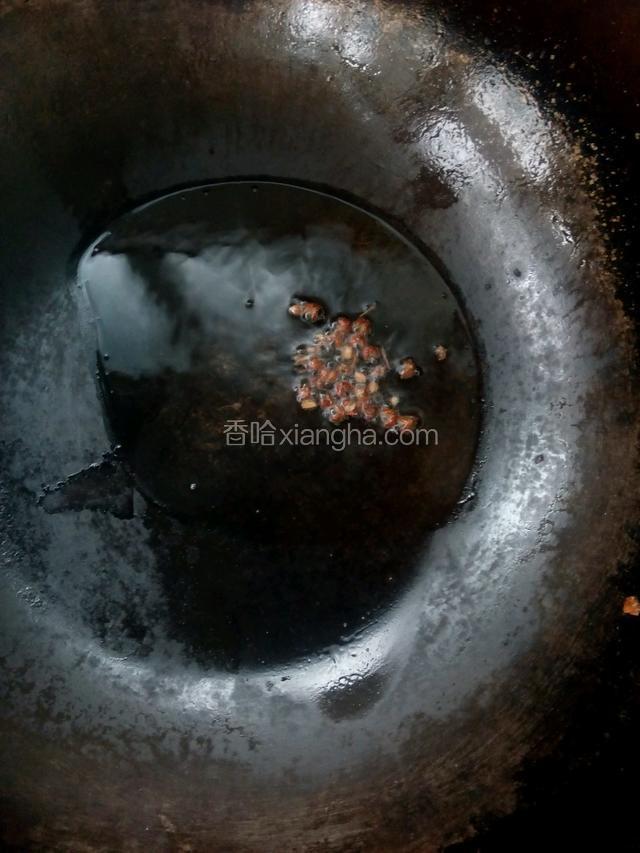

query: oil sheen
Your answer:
[77,180,481,670]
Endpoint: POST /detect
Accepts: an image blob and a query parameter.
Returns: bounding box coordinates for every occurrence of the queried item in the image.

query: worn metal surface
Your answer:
[0,0,638,850]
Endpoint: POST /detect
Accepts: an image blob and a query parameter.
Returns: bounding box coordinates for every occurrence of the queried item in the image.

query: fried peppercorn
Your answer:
[289,298,427,438]
[288,299,326,324]
[398,357,420,380]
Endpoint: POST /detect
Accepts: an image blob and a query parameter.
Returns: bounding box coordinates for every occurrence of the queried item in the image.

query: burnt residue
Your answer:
[411,165,459,212]
[39,453,133,520]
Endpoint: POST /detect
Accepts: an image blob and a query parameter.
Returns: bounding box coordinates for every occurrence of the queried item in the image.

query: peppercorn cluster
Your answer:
[288,298,421,432]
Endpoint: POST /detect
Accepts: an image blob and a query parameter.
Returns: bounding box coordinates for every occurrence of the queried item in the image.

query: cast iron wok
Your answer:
[0,0,638,850]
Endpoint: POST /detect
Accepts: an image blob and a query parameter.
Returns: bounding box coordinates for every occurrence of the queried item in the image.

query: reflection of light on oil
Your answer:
[289,0,377,70]
[550,211,577,247]
[83,252,192,377]
[505,269,580,390]
[336,21,376,70]
[69,607,402,715]
[469,68,553,182]
[416,116,501,194]
[289,0,338,42]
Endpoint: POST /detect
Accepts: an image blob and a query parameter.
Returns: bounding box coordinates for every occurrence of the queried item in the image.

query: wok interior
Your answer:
[73,179,481,670]
[0,0,637,849]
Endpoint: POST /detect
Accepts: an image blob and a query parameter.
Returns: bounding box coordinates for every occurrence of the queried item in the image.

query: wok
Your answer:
[0,0,638,850]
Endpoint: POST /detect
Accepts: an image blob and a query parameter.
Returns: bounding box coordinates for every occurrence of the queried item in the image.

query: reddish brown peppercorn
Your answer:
[434,344,448,362]
[349,332,367,350]
[379,406,398,429]
[307,356,324,372]
[296,384,313,402]
[334,380,353,397]
[360,400,379,421]
[327,405,347,424]
[396,414,419,432]
[289,300,325,324]
[318,366,339,387]
[361,344,381,364]
[352,316,372,335]
[333,316,352,333]
[398,357,420,380]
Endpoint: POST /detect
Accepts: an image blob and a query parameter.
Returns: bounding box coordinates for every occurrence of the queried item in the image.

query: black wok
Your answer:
[0,0,638,850]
